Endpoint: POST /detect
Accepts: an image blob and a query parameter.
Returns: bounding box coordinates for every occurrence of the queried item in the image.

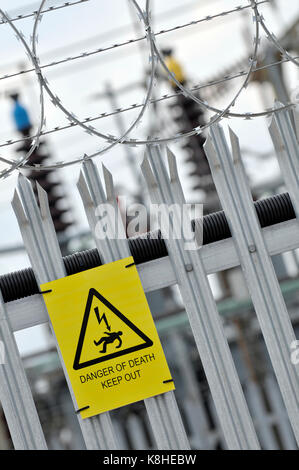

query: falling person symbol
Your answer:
[93,306,123,353]
[94,331,123,354]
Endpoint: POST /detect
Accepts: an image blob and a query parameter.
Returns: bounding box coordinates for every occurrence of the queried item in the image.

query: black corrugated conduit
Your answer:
[0,192,295,303]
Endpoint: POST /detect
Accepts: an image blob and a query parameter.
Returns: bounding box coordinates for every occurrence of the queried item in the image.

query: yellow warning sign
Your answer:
[41,257,175,418]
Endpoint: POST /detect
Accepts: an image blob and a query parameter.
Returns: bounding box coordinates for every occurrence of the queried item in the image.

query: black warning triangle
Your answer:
[73,288,153,370]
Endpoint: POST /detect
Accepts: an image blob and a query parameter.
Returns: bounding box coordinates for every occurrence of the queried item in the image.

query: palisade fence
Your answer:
[0,104,298,450]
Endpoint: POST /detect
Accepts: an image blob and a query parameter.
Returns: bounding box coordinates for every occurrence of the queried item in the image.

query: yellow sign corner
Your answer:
[41,256,175,419]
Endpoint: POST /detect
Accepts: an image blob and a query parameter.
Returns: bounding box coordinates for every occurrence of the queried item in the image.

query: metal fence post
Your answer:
[169,332,213,449]
[204,124,299,444]
[245,381,278,449]
[77,158,190,450]
[11,174,117,450]
[141,145,260,450]
[0,293,47,449]
[126,414,149,450]
[264,375,297,450]
[269,104,299,219]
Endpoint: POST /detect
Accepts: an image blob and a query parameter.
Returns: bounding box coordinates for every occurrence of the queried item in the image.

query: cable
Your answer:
[0,0,158,176]
[5,0,260,167]
[0,0,157,178]
[0,55,295,153]
[0,0,226,76]
[0,0,90,25]
[27,0,276,150]
[1,0,262,172]
[0,1,268,83]
[258,9,299,67]
[141,0,262,144]
[0,0,297,175]
[0,8,45,179]
[0,191,295,303]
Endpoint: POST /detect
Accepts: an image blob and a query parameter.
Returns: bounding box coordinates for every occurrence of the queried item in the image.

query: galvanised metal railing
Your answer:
[0,105,298,450]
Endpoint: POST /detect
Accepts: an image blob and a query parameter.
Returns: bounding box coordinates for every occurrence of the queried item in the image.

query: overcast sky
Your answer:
[0,0,298,354]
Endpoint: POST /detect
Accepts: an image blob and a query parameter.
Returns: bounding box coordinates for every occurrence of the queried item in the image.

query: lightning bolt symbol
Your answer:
[94,307,111,331]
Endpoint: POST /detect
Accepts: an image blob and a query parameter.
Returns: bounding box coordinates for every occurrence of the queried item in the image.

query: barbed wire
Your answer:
[0,0,297,176]
[0,0,268,83]
[0,8,45,177]
[0,0,259,173]
[0,0,227,78]
[32,0,263,142]
[0,55,296,152]
[257,9,299,67]
[0,0,90,26]
[0,0,156,178]
[0,0,289,171]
